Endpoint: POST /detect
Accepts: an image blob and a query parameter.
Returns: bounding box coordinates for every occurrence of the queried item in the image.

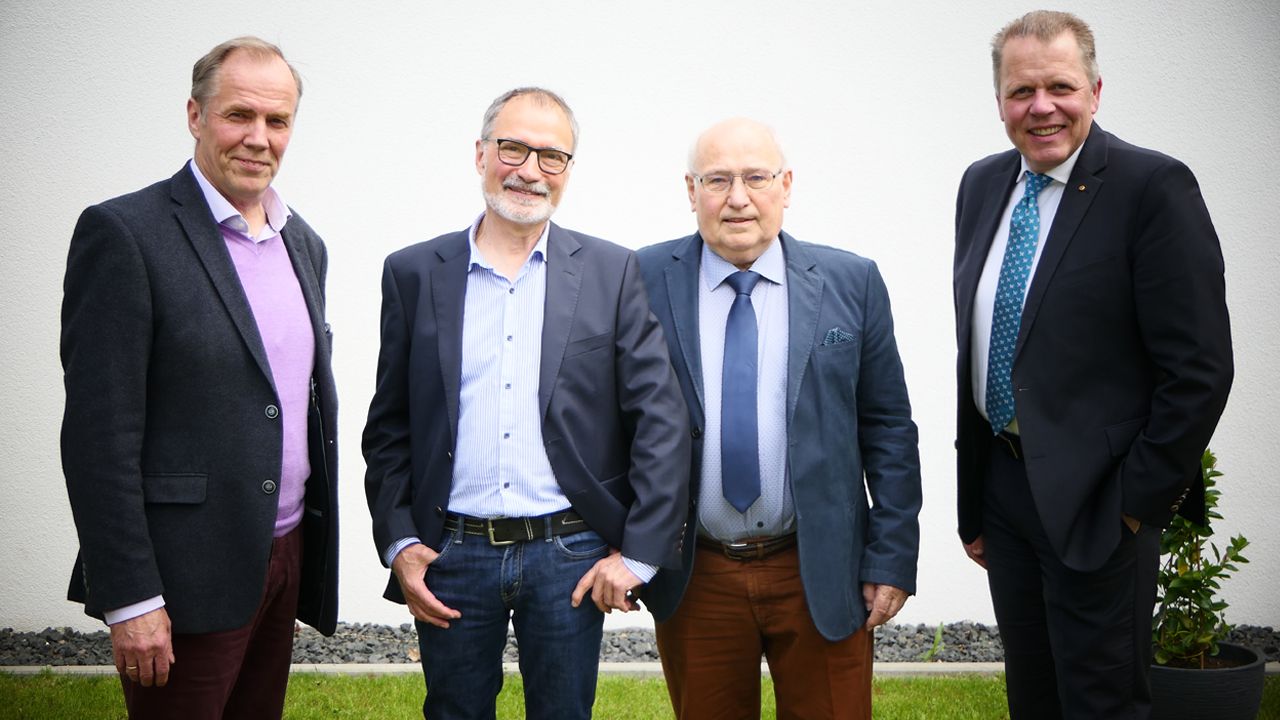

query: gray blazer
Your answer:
[61,164,340,635]
[363,223,691,603]
[638,232,922,641]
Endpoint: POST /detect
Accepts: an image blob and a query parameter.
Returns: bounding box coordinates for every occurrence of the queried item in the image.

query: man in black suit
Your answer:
[61,37,338,719]
[362,87,689,720]
[953,11,1232,719]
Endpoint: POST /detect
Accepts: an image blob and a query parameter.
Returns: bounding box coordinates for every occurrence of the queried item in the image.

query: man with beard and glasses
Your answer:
[363,87,690,720]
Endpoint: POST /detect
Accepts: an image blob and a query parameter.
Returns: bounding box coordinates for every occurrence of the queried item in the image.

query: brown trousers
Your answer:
[655,544,873,720]
[120,526,302,720]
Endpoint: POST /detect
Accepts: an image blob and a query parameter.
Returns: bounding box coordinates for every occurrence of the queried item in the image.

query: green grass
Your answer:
[1,671,1277,719]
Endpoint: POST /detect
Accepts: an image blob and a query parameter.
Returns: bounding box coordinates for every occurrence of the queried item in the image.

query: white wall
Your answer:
[2,0,1276,634]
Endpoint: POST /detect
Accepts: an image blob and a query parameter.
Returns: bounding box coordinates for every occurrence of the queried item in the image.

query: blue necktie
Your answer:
[721,270,763,513]
[985,171,1052,434]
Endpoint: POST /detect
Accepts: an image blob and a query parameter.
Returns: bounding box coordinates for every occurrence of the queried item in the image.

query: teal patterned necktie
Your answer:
[985,171,1052,434]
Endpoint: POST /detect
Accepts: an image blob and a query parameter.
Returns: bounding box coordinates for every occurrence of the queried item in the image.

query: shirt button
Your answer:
[508,288,515,294]
[503,432,510,439]
[262,479,277,494]
[505,383,511,389]
[506,335,513,341]
[265,405,279,419]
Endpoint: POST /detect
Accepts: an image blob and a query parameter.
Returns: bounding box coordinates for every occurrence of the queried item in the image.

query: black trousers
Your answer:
[983,435,1161,720]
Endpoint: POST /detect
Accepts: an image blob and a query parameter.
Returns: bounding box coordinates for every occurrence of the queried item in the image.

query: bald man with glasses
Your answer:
[363,87,690,720]
[638,118,923,720]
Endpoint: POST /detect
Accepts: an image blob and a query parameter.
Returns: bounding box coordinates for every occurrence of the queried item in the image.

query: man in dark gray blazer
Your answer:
[638,118,922,720]
[362,87,689,720]
[953,11,1232,719]
[61,37,338,719]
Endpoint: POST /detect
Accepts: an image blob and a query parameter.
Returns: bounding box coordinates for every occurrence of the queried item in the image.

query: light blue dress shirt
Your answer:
[697,239,794,541]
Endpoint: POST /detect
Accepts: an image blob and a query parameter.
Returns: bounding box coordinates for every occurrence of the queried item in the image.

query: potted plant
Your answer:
[1149,449,1265,720]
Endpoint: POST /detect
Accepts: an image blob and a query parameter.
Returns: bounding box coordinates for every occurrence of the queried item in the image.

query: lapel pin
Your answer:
[1078,184,1087,191]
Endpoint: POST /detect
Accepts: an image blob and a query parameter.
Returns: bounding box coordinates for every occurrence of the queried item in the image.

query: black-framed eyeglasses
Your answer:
[691,168,784,194]
[484,138,574,175]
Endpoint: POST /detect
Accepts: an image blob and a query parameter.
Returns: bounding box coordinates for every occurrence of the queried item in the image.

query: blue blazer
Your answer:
[637,232,922,641]
[62,165,340,635]
[953,124,1233,572]
[363,223,691,603]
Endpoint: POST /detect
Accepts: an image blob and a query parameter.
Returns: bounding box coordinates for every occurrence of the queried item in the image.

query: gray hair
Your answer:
[480,87,579,152]
[191,36,302,117]
[991,10,1099,91]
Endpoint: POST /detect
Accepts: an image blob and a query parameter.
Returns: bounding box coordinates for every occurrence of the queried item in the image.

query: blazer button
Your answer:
[262,479,278,494]
[265,404,280,419]
[691,427,702,439]
[434,506,444,516]
[1170,503,1180,512]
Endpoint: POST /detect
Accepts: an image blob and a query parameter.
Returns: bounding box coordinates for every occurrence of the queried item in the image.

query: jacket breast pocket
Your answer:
[141,473,208,504]
[563,331,612,359]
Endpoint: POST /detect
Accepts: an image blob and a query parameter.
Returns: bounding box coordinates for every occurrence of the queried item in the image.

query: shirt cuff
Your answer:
[621,556,657,584]
[385,536,422,567]
[104,596,165,626]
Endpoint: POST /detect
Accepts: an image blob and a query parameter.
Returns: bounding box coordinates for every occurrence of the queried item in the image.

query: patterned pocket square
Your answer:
[823,327,856,346]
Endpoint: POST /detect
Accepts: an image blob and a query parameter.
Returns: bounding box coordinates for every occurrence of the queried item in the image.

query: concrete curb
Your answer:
[4,661,1277,677]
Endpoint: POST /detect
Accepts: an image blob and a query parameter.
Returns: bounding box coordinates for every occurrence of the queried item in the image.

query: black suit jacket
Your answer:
[638,232,922,641]
[954,124,1233,571]
[362,223,690,602]
[62,164,339,635]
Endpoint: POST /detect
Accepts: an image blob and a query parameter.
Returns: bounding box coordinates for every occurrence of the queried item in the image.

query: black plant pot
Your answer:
[1149,641,1265,720]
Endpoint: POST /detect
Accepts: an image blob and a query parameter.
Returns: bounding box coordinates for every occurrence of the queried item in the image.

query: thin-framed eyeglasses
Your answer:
[484,137,574,175]
[691,168,784,194]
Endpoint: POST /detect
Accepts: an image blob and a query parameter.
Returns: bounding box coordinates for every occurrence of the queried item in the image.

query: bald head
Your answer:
[687,118,787,174]
[686,117,792,270]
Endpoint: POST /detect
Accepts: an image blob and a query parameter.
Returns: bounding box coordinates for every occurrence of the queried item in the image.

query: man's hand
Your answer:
[862,583,909,629]
[1123,514,1141,534]
[571,550,641,613]
[392,543,461,628]
[963,535,988,569]
[110,607,174,687]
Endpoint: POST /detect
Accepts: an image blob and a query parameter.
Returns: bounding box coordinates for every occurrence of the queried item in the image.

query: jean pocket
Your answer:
[553,529,608,560]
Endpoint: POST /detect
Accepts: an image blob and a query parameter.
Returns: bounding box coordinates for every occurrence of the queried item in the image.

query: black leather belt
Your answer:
[445,510,585,546]
[994,431,1023,460]
[697,533,797,561]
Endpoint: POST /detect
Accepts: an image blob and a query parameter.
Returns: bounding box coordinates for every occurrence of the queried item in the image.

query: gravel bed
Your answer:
[2,623,1276,666]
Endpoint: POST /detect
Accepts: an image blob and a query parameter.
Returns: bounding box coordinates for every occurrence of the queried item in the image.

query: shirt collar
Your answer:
[1020,141,1085,187]
[466,211,549,272]
[188,159,291,242]
[700,234,786,292]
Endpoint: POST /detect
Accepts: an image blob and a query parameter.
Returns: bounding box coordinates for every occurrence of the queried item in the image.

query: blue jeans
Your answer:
[415,519,608,720]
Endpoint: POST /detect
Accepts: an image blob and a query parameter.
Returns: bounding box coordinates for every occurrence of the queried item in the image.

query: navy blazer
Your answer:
[362,223,690,603]
[953,124,1233,572]
[637,232,922,641]
[62,164,340,635]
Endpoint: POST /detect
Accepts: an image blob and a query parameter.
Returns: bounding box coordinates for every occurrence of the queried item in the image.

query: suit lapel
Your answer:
[281,224,326,363]
[171,166,275,387]
[431,231,471,445]
[539,223,583,419]
[664,235,706,420]
[780,232,822,427]
[956,152,1021,361]
[1018,124,1107,352]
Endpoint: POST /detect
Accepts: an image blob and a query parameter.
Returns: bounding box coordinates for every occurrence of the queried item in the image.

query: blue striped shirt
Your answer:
[449,219,565,516]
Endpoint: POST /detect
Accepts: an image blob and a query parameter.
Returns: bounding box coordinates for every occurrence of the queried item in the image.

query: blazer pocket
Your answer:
[1051,254,1120,288]
[1104,417,1148,457]
[141,473,208,504]
[563,331,612,358]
